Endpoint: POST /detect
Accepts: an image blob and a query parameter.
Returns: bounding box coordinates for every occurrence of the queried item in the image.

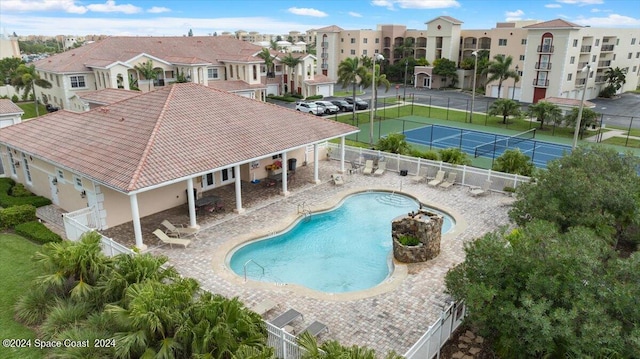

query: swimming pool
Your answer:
[228,191,455,293]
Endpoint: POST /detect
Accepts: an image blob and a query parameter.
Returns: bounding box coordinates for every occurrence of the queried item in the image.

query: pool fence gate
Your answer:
[404,301,466,359]
[63,206,134,257]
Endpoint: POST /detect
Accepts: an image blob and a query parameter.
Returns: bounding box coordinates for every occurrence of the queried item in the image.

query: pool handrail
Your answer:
[243,259,265,282]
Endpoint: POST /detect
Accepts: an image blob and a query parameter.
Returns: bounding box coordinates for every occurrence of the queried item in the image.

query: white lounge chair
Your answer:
[331,174,344,186]
[152,229,191,248]
[411,168,428,183]
[251,299,277,316]
[440,172,457,189]
[300,320,328,337]
[428,170,446,186]
[270,309,304,329]
[161,219,199,238]
[362,160,374,175]
[373,161,386,176]
[470,180,492,197]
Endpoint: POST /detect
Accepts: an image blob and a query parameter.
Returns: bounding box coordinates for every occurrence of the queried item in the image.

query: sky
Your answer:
[0,0,639,37]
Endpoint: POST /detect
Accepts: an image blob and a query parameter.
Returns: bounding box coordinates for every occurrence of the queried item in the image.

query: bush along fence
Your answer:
[0,178,52,208]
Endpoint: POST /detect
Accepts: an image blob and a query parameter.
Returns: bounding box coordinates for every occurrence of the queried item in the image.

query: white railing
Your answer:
[328,143,531,192]
[63,207,135,257]
[266,322,307,359]
[404,302,466,359]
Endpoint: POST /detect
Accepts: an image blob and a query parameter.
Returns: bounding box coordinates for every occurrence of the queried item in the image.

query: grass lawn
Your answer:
[17,102,47,120]
[602,136,640,148]
[0,233,44,359]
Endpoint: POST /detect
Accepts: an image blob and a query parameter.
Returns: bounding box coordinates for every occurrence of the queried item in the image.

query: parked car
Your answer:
[314,101,340,115]
[344,97,369,110]
[330,100,354,112]
[295,102,323,115]
[45,104,59,112]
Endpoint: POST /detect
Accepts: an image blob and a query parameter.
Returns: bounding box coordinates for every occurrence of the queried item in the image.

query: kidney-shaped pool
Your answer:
[227,191,455,293]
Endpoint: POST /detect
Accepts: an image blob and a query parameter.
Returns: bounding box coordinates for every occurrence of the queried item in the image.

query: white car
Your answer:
[295,102,323,115]
[314,101,340,115]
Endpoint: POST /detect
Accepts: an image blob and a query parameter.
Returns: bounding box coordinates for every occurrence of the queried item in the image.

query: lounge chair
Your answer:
[428,170,446,186]
[331,174,344,186]
[350,160,361,174]
[270,308,304,328]
[439,172,457,189]
[251,299,277,316]
[161,219,199,238]
[152,229,191,248]
[470,180,492,197]
[362,160,374,175]
[373,161,386,176]
[411,168,428,183]
[300,320,328,337]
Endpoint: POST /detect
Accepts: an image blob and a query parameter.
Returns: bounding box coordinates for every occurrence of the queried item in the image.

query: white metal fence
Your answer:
[328,143,531,192]
[404,302,466,359]
[266,322,307,359]
[63,206,134,257]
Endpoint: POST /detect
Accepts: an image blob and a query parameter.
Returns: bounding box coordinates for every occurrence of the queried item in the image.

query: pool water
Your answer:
[228,192,454,293]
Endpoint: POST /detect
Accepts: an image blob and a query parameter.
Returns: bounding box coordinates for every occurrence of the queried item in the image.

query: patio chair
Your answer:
[331,174,344,186]
[152,229,191,248]
[411,168,428,183]
[270,308,304,329]
[428,170,446,186]
[299,320,328,337]
[251,299,277,316]
[470,180,492,197]
[161,219,199,238]
[350,160,361,174]
[362,160,375,175]
[439,172,457,189]
[373,161,386,176]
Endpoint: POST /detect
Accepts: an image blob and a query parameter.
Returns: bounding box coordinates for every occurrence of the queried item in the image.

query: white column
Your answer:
[339,137,346,173]
[186,178,198,228]
[280,152,289,196]
[234,164,245,213]
[129,193,146,250]
[313,143,320,184]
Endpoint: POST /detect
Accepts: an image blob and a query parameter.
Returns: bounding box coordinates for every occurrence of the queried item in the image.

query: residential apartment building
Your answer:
[31,36,333,111]
[315,17,640,103]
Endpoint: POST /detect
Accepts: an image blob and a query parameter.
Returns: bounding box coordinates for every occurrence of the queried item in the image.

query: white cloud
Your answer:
[556,0,603,5]
[349,11,363,18]
[86,0,141,14]
[573,14,640,26]
[1,0,87,14]
[505,9,525,21]
[147,6,170,14]
[371,0,396,10]
[371,0,460,10]
[287,7,328,17]
[545,4,562,8]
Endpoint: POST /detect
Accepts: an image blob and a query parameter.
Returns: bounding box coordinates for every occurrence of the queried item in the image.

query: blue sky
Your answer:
[1,0,639,37]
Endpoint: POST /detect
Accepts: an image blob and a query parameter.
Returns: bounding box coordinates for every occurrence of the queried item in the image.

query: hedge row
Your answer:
[0,204,36,229]
[0,178,52,208]
[15,221,62,244]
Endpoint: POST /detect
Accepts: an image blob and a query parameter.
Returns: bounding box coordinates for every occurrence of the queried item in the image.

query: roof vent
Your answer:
[119,117,125,122]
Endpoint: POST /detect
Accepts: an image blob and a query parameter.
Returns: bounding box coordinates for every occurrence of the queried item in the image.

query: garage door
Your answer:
[236,91,254,99]
[317,85,332,97]
[490,85,500,98]
[267,84,279,96]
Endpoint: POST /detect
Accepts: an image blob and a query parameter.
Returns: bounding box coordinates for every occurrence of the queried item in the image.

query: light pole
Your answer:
[403,58,408,101]
[512,65,519,100]
[470,51,478,123]
[370,53,384,147]
[572,63,591,149]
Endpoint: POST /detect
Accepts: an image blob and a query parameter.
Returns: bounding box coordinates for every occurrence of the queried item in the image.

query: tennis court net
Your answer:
[474,128,537,158]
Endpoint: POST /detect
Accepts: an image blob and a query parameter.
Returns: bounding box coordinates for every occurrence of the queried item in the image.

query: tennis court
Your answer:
[403,124,572,168]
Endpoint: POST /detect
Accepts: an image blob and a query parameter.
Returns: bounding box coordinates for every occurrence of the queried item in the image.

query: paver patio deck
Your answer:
[101,159,515,354]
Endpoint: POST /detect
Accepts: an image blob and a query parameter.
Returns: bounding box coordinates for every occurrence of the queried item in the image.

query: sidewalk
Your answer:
[584,129,640,143]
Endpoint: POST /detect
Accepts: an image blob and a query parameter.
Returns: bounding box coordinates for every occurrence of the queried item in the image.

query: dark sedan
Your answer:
[330,100,354,112]
[344,97,368,110]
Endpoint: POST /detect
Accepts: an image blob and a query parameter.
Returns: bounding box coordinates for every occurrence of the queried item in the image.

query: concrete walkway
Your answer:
[584,129,640,143]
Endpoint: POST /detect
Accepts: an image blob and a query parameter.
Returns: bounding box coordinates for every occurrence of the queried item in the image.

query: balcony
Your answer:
[578,62,589,68]
[321,64,328,70]
[321,41,328,47]
[533,79,549,87]
[601,45,614,52]
[537,45,554,53]
[321,53,328,59]
[575,78,586,86]
[535,62,552,70]
[597,60,611,68]
[595,76,606,83]
[580,45,592,53]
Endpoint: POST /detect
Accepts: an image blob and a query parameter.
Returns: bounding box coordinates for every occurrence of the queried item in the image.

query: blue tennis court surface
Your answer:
[403,124,572,168]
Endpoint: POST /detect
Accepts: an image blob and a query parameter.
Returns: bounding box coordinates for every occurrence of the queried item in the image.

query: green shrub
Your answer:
[291,93,304,99]
[267,95,297,102]
[10,183,31,197]
[409,148,439,160]
[599,85,616,98]
[15,221,62,244]
[398,235,420,246]
[439,147,471,165]
[11,94,19,102]
[0,204,37,229]
[305,95,323,100]
[0,178,52,208]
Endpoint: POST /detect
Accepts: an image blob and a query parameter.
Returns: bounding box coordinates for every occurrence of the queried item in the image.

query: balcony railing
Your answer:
[321,64,328,70]
[595,76,606,83]
[321,53,328,59]
[321,41,328,47]
[535,62,552,70]
[578,62,589,68]
[580,45,592,53]
[533,79,549,87]
[598,60,611,67]
[601,45,614,51]
[575,78,586,86]
[537,45,554,53]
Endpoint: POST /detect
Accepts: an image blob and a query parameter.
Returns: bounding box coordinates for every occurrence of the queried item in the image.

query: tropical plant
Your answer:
[14,284,56,325]
[393,38,414,60]
[439,148,471,165]
[432,58,458,87]
[482,55,519,98]
[10,63,52,117]
[376,133,410,154]
[409,148,439,160]
[128,74,139,91]
[605,66,627,92]
[298,331,403,359]
[337,57,368,123]
[281,53,302,94]
[133,60,158,91]
[526,101,562,130]
[0,57,24,84]
[488,98,521,124]
[257,48,275,79]
[563,107,599,138]
[492,148,534,176]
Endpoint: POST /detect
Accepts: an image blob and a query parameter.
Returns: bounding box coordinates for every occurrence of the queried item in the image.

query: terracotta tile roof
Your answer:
[524,19,582,29]
[207,80,266,91]
[76,88,141,105]
[542,97,596,108]
[427,16,463,25]
[34,36,268,73]
[0,83,358,193]
[304,74,335,85]
[0,99,24,115]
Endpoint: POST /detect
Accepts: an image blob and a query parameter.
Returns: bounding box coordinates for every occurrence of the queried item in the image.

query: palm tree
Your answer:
[488,98,521,124]
[394,38,414,63]
[134,60,158,91]
[11,63,52,117]
[256,48,275,80]
[482,55,519,98]
[526,101,562,130]
[605,66,627,92]
[281,53,302,95]
[564,107,599,138]
[337,57,368,123]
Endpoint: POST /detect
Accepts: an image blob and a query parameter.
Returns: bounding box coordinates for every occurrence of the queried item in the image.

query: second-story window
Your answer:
[70,75,86,88]
[208,68,219,79]
[498,39,507,46]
